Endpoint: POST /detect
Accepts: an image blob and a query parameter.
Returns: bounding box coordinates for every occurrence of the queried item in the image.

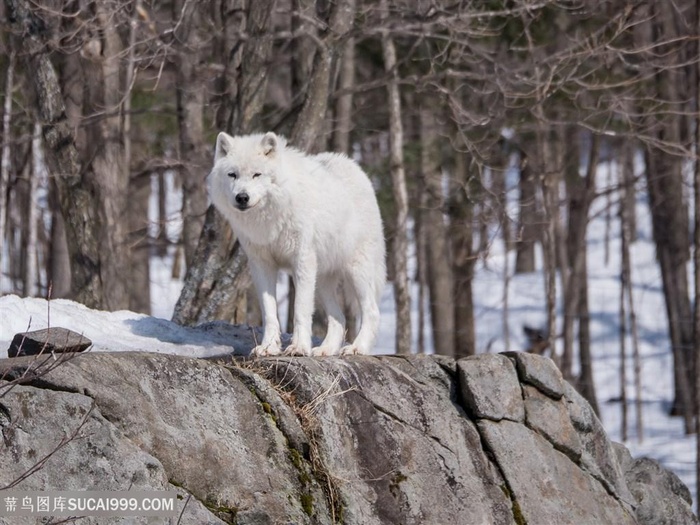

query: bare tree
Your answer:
[619,231,629,442]
[0,51,14,276]
[694,0,700,501]
[332,26,358,339]
[25,122,42,297]
[6,0,105,307]
[419,105,454,357]
[449,147,477,357]
[173,0,277,325]
[514,148,539,274]
[634,1,694,429]
[380,0,411,355]
[620,161,643,440]
[562,132,599,385]
[85,2,132,311]
[173,0,210,270]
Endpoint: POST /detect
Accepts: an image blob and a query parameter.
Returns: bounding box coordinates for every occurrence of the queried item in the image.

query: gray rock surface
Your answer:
[0,350,695,525]
[562,381,635,504]
[523,384,581,461]
[504,350,564,399]
[457,353,525,422]
[0,381,225,524]
[478,419,636,525]
[615,443,698,525]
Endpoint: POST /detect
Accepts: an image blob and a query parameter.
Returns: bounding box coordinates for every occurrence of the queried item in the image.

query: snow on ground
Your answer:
[0,294,257,358]
[0,161,697,507]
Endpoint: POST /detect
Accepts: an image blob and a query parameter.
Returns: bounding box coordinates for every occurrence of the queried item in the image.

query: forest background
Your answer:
[2,0,700,507]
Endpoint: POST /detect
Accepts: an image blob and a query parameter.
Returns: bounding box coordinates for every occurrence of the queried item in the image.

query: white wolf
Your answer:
[208,132,386,357]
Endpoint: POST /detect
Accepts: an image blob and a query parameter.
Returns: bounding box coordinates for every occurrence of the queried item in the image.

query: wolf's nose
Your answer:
[235,193,250,206]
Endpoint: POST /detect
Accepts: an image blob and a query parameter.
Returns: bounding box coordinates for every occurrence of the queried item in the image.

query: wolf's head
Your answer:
[208,131,283,214]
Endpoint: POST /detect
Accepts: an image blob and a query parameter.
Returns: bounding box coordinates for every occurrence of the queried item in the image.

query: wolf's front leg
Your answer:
[249,260,282,357]
[284,251,317,357]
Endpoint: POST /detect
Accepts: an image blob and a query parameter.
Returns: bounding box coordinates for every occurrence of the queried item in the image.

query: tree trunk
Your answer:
[128,172,152,314]
[48,179,72,298]
[381,0,411,355]
[0,51,14,274]
[290,0,355,151]
[420,105,454,357]
[416,206,428,355]
[514,149,538,274]
[645,145,694,429]
[638,0,694,430]
[577,252,599,416]
[173,0,209,270]
[291,0,317,104]
[562,132,599,383]
[173,0,276,325]
[450,149,476,357]
[537,125,560,368]
[620,237,629,442]
[622,140,637,242]
[490,143,511,251]
[333,33,358,340]
[25,123,42,297]
[695,0,700,502]
[173,205,251,324]
[82,3,131,311]
[6,0,104,308]
[156,171,169,257]
[333,33,355,156]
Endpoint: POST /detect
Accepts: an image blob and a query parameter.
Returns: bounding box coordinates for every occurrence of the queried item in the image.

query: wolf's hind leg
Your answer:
[312,277,346,356]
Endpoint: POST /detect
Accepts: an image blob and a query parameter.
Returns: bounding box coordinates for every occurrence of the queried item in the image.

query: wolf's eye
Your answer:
[227,171,237,179]
[253,172,262,178]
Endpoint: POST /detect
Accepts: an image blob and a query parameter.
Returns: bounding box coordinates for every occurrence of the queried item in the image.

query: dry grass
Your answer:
[228,357,354,523]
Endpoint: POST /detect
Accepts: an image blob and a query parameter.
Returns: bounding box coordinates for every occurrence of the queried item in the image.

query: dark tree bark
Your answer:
[620,158,643,439]
[290,0,355,151]
[636,0,694,430]
[450,149,476,357]
[537,125,560,369]
[420,105,455,357]
[47,180,72,298]
[514,148,538,274]
[562,132,599,385]
[333,30,358,340]
[128,172,152,314]
[577,253,599,416]
[695,0,700,501]
[622,140,637,243]
[332,31,355,156]
[80,2,132,311]
[490,142,511,251]
[173,0,276,325]
[381,0,411,355]
[173,0,209,270]
[0,50,13,273]
[291,0,317,104]
[645,143,694,429]
[6,0,104,308]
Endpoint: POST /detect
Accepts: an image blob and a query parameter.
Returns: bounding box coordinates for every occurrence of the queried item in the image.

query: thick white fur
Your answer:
[208,132,386,357]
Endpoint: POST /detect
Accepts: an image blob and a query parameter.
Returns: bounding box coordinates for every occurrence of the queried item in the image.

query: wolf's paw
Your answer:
[340,345,368,356]
[283,344,312,357]
[311,345,340,357]
[250,344,282,358]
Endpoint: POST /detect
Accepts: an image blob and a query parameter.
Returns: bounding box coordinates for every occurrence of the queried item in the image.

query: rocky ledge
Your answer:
[0,350,696,524]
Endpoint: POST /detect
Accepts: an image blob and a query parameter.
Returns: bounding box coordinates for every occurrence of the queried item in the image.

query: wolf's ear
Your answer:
[261,132,279,156]
[215,132,235,161]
